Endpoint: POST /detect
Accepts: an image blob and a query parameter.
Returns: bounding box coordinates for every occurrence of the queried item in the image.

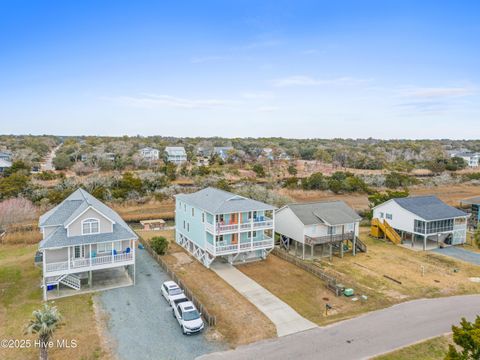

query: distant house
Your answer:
[38,189,138,300]
[103,153,116,161]
[372,196,468,250]
[275,201,364,260]
[80,154,88,162]
[175,187,275,267]
[165,146,187,165]
[450,151,480,167]
[213,146,234,161]
[0,159,12,173]
[139,147,160,161]
[261,148,274,160]
[0,151,12,162]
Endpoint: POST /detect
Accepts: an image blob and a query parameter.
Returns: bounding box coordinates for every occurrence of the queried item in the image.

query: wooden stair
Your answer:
[371,218,401,244]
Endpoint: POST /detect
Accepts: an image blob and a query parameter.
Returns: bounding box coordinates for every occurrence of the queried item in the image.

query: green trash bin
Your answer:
[343,288,354,297]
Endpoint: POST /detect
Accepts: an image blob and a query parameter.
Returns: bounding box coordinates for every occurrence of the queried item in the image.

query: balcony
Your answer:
[204,237,274,255]
[45,252,134,275]
[206,217,273,235]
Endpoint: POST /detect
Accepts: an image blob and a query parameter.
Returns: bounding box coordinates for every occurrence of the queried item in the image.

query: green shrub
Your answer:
[150,236,169,255]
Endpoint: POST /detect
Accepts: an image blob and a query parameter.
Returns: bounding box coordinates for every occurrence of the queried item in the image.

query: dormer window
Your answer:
[82,218,100,235]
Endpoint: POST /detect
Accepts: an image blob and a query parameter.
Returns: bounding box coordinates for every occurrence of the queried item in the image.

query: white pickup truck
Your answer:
[173,301,205,335]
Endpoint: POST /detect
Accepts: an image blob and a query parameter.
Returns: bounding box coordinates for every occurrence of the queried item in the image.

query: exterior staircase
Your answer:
[46,274,81,291]
[371,218,401,244]
[352,237,367,252]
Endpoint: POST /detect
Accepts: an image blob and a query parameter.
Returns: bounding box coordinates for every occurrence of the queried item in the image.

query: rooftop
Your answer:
[283,201,361,226]
[392,196,467,221]
[175,187,275,214]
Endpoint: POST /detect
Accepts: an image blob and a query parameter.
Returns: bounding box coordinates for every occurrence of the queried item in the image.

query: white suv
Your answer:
[161,281,185,306]
[173,301,204,335]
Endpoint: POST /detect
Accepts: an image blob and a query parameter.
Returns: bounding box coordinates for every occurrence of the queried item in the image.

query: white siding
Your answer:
[274,207,306,243]
[373,200,418,233]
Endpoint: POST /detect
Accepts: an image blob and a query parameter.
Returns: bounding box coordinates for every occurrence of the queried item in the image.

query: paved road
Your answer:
[199,294,480,360]
[211,262,316,336]
[98,248,225,360]
[432,247,480,265]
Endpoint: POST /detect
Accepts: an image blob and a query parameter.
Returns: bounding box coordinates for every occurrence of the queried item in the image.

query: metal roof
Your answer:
[460,196,480,206]
[175,187,275,214]
[393,196,467,221]
[165,146,186,155]
[283,201,361,226]
[0,159,12,168]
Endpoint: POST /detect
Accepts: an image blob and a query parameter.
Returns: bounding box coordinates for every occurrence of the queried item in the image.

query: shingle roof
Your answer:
[393,196,467,221]
[284,201,361,226]
[175,187,275,214]
[461,196,480,205]
[38,188,137,249]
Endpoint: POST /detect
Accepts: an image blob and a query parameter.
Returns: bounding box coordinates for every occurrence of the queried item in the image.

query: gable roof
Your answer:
[175,187,275,214]
[282,201,361,226]
[392,196,467,221]
[39,188,137,249]
[165,146,186,155]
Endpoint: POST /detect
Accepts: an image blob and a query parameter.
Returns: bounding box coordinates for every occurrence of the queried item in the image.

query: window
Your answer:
[74,245,85,258]
[97,243,112,254]
[82,218,99,235]
[253,231,257,238]
[183,220,186,229]
[187,223,190,232]
[386,213,393,220]
[328,226,336,235]
[217,235,224,243]
[113,241,122,252]
[380,212,384,218]
[184,204,186,212]
[192,208,195,217]
[202,213,205,223]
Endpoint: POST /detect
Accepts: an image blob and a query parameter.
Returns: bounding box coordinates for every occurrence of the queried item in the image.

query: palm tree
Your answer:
[25,303,63,360]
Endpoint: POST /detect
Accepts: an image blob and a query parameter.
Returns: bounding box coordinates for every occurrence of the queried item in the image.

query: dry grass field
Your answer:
[279,183,480,211]
[0,244,107,360]
[112,200,175,222]
[238,229,480,326]
[136,229,277,346]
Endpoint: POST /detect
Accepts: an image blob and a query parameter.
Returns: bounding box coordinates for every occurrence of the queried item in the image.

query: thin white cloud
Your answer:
[112,94,238,109]
[271,75,370,87]
[241,91,275,99]
[401,87,475,98]
[256,106,279,112]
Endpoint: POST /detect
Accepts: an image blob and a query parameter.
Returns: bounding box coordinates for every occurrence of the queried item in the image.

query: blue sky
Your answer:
[0,0,479,138]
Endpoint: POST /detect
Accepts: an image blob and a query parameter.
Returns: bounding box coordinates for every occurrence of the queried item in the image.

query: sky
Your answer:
[0,0,479,139]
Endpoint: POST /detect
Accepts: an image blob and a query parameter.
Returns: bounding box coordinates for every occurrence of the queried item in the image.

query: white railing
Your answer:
[239,242,251,250]
[205,222,214,233]
[205,241,215,254]
[216,223,239,232]
[240,223,252,230]
[45,252,134,273]
[215,244,239,254]
[46,261,68,273]
[253,220,273,228]
[252,238,274,248]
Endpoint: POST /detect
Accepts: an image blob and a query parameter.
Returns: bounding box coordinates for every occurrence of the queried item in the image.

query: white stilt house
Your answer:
[38,189,138,300]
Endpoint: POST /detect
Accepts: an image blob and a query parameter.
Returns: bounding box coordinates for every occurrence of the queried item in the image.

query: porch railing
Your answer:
[45,252,134,273]
[210,217,274,234]
[207,237,274,255]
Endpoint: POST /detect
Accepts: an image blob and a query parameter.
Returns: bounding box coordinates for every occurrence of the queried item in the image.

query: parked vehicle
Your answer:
[161,281,185,306]
[170,294,189,308]
[173,301,204,335]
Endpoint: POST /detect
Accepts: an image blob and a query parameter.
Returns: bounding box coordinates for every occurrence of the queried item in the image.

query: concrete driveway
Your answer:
[432,246,480,265]
[199,294,480,360]
[210,262,316,337]
[98,248,225,360]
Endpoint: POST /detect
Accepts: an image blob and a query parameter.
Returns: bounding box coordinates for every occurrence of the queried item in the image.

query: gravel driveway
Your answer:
[98,248,225,360]
[432,246,480,265]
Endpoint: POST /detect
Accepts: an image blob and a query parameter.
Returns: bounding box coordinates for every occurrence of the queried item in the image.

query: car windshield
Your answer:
[169,288,183,296]
[183,309,201,321]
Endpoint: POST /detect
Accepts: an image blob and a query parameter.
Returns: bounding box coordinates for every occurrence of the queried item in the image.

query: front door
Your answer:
[74,245,85,259]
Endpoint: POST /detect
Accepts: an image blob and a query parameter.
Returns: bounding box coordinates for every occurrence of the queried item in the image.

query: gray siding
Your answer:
[67,207,113,237]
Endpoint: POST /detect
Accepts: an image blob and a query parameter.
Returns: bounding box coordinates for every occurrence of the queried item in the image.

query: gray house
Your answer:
[275,201,365,259]
[38,189,138,300]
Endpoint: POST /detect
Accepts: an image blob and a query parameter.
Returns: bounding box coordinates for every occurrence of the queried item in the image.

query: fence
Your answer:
[272,247,341,296]
[138,237,217,326]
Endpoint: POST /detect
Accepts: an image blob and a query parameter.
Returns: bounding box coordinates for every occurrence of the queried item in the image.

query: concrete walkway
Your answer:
[199,294,480,360]
[432,246,480,265]
[210,262,317,337]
